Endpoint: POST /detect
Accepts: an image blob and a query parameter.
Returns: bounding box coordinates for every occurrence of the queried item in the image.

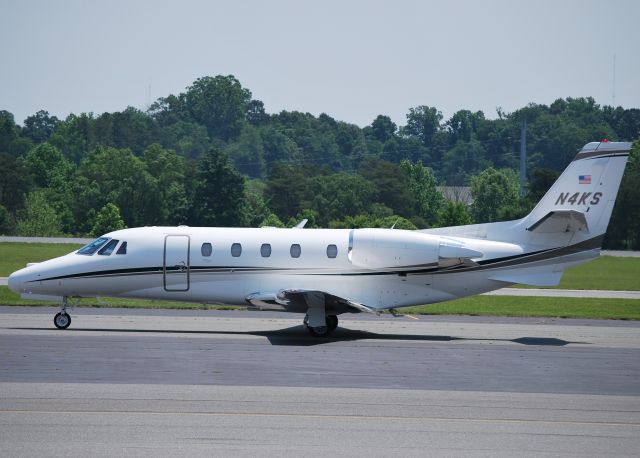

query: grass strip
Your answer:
[521,255,640,291]
[402,295,640,320]
[0,243,83,277]
[0,286,240,310]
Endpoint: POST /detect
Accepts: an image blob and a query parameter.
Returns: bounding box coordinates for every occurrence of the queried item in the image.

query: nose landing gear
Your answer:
[54,311,71,329]
[53,297,71,330]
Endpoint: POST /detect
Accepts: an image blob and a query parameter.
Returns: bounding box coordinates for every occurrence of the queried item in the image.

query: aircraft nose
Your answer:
[8,269,28,293]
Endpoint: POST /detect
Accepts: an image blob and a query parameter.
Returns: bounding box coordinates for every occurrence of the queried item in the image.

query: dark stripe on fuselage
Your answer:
[27,265,277,282]
[429,234,604,275]
[30,235,604,283]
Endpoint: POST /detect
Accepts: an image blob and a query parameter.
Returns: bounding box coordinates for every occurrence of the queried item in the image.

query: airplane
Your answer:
[7,141,631,336]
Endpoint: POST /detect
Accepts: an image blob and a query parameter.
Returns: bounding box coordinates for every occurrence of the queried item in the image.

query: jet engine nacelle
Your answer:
[348,229,483,270]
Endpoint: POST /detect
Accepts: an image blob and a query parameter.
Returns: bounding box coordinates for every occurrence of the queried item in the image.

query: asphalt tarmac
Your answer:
[1,307,639,457]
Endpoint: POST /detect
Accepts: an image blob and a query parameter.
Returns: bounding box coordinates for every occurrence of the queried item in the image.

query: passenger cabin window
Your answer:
[116,241,127,255]
[231,243,242,257]
[260,243,271,257]
[78,237,109,255]
[326,244,338,258]
[98,239,119,256]
[201,243,212,257]
[290,244,301,258]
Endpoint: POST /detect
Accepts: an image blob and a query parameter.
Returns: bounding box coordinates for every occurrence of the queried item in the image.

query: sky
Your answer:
[1,0,639,127]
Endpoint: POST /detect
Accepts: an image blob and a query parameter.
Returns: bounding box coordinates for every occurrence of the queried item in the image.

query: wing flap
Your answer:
[245,292,287,311]
[246,289,378,315]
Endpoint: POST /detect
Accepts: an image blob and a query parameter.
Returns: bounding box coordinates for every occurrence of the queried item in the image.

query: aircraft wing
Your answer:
[245,290,378,315]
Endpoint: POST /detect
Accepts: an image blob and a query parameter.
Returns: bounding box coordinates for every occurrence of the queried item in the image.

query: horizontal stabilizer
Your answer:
[489,271,563,286]
[526,210,589,234]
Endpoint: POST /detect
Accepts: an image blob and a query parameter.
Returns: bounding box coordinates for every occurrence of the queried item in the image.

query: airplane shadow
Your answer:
[10,325,587,347]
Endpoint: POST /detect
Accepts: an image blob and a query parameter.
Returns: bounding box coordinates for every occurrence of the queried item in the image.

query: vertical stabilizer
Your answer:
[523,141,630,241]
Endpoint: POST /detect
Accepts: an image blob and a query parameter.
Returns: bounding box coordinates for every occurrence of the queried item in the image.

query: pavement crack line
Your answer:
[1,409,639,427]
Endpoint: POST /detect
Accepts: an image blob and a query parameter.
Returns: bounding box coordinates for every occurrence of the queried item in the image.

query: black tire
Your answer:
[306,325,329,337]
[54,312,71,330]
[326,315,338,332]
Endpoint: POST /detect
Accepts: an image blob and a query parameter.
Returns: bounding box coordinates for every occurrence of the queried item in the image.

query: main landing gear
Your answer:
[304,314,338,337]
[53,297,71,330]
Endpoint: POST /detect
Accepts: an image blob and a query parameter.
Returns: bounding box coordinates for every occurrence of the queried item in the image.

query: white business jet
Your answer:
[8,141,631,336]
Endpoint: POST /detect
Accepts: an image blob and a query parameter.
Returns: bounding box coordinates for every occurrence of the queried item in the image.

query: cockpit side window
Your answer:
[77,237,110,255]
[98,239,119,256]
[116,241,127,255]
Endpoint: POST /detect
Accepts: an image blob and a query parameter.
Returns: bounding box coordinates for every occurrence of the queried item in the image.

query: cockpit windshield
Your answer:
[77,237,110,255]
[98,239,119,256]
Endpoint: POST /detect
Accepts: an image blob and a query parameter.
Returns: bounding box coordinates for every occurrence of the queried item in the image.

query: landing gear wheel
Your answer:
[306,325,329,337]
[54,312,71,330]
[326,315,338,333]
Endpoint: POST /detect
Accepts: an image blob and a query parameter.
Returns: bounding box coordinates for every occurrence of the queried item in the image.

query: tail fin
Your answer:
[523,141,630,240]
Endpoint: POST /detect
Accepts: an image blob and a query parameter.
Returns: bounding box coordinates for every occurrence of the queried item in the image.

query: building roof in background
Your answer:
[437,186,473,205]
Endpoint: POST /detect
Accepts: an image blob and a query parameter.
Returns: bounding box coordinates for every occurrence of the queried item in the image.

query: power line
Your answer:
[228,137,533,170]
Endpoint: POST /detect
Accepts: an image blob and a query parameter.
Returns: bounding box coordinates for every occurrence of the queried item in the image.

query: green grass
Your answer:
[0,286,240,310]
[1,286,638,320]
[0,243,83,276]
[546,256,640,291]
[401,295,640,320]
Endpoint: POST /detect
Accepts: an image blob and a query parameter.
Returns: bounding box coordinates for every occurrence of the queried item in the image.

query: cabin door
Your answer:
[164,235,190,291]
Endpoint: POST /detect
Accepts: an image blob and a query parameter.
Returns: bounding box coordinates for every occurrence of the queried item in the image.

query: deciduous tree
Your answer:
[185,75,251,141]
[191,148,247,226]
[16,190,61,236]
[402,105,443,147]
[436,201,473,227]
[400,159,444,224]
[91,203,126,236]
[22,110,60,143]
[471,167,519,223]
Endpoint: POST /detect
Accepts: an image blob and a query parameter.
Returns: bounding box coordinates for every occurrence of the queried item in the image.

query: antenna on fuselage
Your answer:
[293,219,308,229]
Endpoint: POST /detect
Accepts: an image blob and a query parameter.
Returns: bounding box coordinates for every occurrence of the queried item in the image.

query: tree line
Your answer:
[0,74,638,248]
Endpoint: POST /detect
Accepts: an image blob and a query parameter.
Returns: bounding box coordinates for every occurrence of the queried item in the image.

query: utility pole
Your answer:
[146,78,152,110]
[612,53,616,107]
[520,119,527,197]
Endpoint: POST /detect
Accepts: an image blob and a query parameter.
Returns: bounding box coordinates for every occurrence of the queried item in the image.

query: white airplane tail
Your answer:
[423,141,631,251]
[419,141,631,287]
[522,141,631,243]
